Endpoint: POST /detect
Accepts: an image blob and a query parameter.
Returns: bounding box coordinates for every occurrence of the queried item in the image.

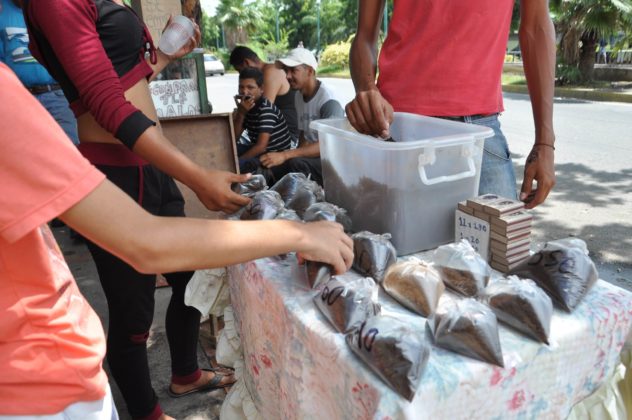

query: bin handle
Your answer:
[418,144,476,185]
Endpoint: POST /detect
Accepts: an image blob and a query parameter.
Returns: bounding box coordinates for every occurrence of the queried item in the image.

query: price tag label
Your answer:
[455,209,490,260]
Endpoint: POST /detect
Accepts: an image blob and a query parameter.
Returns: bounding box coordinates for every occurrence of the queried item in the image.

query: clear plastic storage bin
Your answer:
[311,112,493,255]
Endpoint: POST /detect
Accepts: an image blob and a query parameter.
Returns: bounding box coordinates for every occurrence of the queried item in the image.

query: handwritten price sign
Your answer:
[455,209,490,261]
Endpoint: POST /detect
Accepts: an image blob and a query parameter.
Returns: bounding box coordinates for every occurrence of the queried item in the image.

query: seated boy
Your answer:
[232,67,295,175]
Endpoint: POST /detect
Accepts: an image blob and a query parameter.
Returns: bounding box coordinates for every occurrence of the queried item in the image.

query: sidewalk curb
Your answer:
[502,84,632,104]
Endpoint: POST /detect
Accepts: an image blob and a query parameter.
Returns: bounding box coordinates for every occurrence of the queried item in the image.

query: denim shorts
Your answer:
[442,114,517,199]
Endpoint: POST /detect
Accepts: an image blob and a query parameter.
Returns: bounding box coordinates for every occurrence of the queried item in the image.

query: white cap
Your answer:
[276,47,318,71]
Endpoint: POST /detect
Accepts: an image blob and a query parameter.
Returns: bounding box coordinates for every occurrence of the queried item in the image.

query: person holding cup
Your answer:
[21,1,248,419]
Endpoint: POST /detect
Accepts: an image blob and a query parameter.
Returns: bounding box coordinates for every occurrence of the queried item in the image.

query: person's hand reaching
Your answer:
[345,88,394,139]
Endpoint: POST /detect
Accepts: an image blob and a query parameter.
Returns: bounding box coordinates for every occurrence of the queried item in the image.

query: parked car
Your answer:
[204,54,225,76]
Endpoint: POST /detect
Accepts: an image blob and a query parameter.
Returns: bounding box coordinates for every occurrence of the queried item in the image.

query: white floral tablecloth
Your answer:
[223,255,632,419]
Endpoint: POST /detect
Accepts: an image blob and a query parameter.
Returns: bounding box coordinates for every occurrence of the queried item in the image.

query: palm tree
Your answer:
[552,0,632,81]
[216,0,262,49]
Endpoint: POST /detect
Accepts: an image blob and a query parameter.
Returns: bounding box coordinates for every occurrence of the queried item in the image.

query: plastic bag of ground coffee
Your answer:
[306,261,332,289]
[427,298,504,367]
[481,276,553,344]
[352,231,398,283]
[383,260,445,317]
[346,316,430,401]
[231,174,267,197]
[270,172,308,203]
[433,240,491,297]
[314,277,381,333]
[239,190,285,220]
[303,202,353,232]
[508,242,598,312]
[274,208,302,222]
[285,179,325,218]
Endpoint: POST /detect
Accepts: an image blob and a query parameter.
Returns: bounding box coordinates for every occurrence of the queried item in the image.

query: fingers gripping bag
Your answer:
[303,202,353,232]
[352,231,398,283]
[427,298,504,367]
[481,276,553,344]
[306,261,332,289]
[383,260,445,317]
[314,277,381,333]
[239,190,285,220]
[346,316,431,401]
[433,240,491,297]
[508,241,598,312]
[231,174,268,197]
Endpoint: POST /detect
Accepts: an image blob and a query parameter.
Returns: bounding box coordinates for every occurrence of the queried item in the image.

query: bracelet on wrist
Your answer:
[534,143,555,150]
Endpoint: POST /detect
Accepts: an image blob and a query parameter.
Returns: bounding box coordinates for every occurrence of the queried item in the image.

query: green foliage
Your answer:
[556,62,583,86]
[320,42,351,68]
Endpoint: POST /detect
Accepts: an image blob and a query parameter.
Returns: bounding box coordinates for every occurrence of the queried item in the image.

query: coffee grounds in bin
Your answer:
[346,316,430,401]
[433,240,491,297]
[239,190,285,220]
[314,277,381,333]
[306,261,332,289]
[383,260,445,317]
[231,174,267,197]
[482,276,553,344]
[509,243,598,312]
[352,231,398,283]
[427,298,504,367]
[303,202,353,232]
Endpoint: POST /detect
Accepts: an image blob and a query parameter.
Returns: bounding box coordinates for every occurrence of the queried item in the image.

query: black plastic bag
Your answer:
[383,260,445,317]
[239,190,285,220]
[314,277,380,333]
[433,240,491,297]
[352,231,398,283]
[427,298,504,367]
[231,174,267,197]
[509,242,598,312]
[481,276,553,344]
[303,202,352,232]
[346,316,430,401]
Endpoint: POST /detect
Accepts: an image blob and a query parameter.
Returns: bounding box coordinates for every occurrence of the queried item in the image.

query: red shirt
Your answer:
[0,64,107,415]
[377,0,514,117]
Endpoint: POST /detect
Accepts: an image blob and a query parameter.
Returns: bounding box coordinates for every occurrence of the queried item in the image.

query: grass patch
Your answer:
[502,74,527,85]
[318,65,350,77]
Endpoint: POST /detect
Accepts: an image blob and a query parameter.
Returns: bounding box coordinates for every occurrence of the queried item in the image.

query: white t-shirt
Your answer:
[295,81,344,143]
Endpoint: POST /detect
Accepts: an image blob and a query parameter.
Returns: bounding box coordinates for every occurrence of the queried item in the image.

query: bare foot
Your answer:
[169,369,235,395]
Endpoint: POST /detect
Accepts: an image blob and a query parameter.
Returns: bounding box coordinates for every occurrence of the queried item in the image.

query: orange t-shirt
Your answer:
[0,64,107,415]
[377,0,514,117]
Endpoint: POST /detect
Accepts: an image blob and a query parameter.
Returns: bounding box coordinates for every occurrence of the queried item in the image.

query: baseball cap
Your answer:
[276,47,318,71]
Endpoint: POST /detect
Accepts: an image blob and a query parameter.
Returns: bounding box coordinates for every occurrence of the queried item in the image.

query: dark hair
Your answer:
[239,67,264,87]
[230,46,259,68]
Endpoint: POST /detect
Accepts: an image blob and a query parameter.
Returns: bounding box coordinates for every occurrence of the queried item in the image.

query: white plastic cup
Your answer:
[158,15,195,55]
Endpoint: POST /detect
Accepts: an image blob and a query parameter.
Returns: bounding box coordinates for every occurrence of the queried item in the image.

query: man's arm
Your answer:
[346,0,393,138]
[240,132,270,159]
[60,179,354,275]
[259,131,319,168]
[519,0,556,208]
[262,65,286,103]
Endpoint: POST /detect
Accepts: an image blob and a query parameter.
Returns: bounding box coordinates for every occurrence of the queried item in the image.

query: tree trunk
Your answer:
[579,35,597,82]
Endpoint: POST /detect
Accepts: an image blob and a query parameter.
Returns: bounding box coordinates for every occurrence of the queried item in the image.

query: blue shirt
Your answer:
[0,0,56,87]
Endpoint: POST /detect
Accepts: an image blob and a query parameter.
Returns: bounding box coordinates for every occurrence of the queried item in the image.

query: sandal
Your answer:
[167,369,235,398]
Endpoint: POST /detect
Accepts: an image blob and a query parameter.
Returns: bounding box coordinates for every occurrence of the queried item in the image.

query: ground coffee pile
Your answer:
[434,241,490,296]
[352,231,398,283]
[383,260,445,317]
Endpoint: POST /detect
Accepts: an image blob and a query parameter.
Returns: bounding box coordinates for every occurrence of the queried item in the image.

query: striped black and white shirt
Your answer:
[244,96,295,152]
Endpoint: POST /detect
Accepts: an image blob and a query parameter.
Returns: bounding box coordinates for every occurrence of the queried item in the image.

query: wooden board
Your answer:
[131,0,182,46]
[160,113,238,219]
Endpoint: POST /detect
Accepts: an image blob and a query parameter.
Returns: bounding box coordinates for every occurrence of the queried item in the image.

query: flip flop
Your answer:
[167,369,235,398]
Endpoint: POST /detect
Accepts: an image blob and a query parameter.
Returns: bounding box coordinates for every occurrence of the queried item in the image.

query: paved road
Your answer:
[207,74,632,289]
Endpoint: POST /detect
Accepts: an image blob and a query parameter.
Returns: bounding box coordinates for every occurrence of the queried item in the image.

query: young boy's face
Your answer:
[238,78,263,101]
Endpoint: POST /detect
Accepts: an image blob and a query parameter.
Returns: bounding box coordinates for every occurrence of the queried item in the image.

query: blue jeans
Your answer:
[468,114,518,200]
[36,89,79,145]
